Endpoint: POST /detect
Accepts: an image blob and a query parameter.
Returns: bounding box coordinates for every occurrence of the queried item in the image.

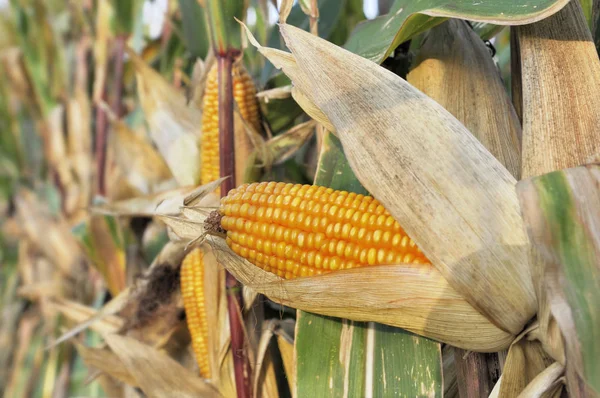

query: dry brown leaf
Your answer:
[104,333,221,398]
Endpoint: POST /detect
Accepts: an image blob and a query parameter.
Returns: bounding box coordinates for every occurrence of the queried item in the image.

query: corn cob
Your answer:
[180,248,211,378]
[201,62,261,191]
[219,182,429,279]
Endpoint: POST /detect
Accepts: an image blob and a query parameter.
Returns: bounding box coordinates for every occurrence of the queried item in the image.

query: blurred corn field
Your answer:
[1,0,599,397]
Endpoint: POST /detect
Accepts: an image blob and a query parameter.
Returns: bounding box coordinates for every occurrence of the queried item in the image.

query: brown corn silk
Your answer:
[201,62,261,192]
[180,248,211,378]
[219,182,429,279]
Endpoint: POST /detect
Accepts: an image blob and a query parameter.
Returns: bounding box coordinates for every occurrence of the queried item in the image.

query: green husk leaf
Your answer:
[518,164,600,395]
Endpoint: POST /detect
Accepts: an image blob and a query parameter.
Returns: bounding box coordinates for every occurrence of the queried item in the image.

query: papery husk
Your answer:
[129,48,202,186]
[407,19,521,178]
[196,237,513,352]
[242,22,535,336]
[517,0,600,178]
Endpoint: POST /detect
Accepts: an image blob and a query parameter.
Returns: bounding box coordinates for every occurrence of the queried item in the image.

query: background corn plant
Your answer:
[0,0,599,397]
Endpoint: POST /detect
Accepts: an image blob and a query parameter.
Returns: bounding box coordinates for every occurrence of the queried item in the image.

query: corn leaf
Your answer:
[177,0,209,59]
[518,164,600,396]
[345,0,570,63]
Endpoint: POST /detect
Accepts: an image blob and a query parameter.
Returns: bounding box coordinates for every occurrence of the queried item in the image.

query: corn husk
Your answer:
[518,0,600,178]
[407,19,521,178]
[231,22,534,339]
[129,48,202,186]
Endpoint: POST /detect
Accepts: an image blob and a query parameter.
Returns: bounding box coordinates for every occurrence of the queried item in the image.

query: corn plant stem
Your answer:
[218,54,252,398]
[454,348,495,398]
[111,36,126,118]
[94,94,108,196]
[95,35,126,196]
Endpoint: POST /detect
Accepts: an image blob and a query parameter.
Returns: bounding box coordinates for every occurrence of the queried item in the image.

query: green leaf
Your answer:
[178,0,209,59]
[206,0,245,53]
[110,0,143,36]
[344,0,570,63]
[294,133,443,396]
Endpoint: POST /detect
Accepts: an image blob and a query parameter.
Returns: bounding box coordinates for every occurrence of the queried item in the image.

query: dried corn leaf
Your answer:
[72,214,127,296]
[518,164,600,396]
[75,343,138,387]
[104,333,220,398]
[129,48,202,186]
[110,118,174,194]
[518,0,600,178]
[92,186,200,217]
[248,23,534,335]
[499,337,555,397]
[407,19,521,178]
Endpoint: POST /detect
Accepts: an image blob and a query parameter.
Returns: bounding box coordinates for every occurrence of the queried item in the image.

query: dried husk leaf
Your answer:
[204,236,512,352]
[66,40,93,221]
[49,289,131,348]
[407,19,521,178]
[47,298,123,337]
[103,333,220,398]
[517,362,564,398]
[291,87,336,133]
[517,0,600,178]
[14,189,86,278]
[252,23,534,335]
[93,186,200,217]
[256,85,292,101]
[129,48,202,186]
[277,333,294,392]
[499,337,556,397]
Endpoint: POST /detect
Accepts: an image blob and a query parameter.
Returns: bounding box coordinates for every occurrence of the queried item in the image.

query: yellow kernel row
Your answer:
[180,248,211,378]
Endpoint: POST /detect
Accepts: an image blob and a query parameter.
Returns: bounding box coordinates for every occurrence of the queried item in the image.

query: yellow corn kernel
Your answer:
[219,182,429,279]
[180,248,211,378]
[201,63,261,192]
